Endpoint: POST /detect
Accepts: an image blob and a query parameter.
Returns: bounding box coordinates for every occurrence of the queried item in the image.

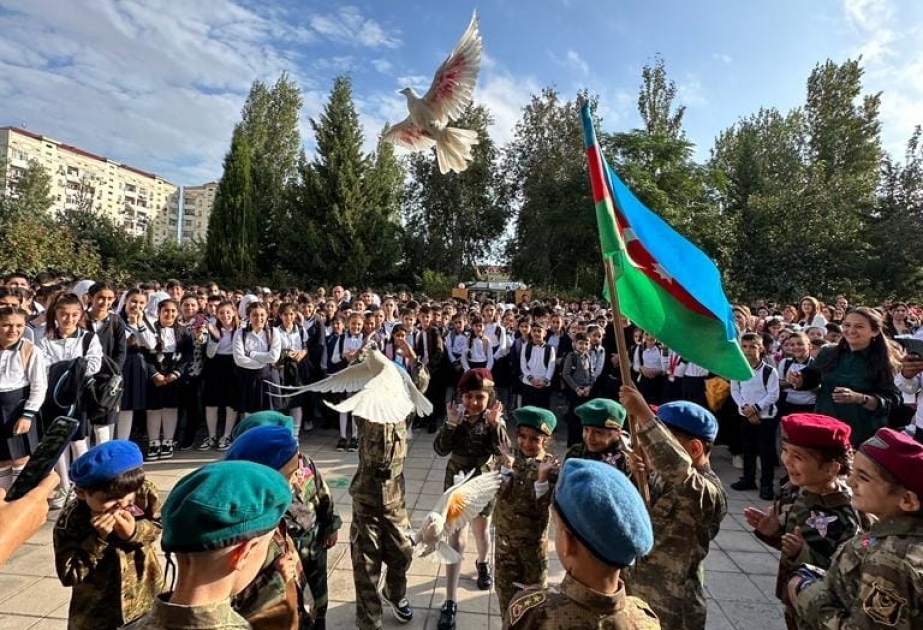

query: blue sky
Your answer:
[1,0,921,185]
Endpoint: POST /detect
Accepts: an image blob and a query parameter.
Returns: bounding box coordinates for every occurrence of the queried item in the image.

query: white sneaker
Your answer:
[49,484,72,510]
[732,455,744,469]
[217,436,232,451]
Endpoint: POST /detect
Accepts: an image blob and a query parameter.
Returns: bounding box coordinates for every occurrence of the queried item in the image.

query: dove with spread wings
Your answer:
[382,12,482,174]
[413,470,502,563]
[267,347,432,424]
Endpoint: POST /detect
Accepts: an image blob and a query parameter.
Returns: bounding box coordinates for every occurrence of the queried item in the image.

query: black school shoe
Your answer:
[336,437,347,452]
[759,484,775,501]
[730,478,757,491]
[476,561,493,590]
[437,600,457,630]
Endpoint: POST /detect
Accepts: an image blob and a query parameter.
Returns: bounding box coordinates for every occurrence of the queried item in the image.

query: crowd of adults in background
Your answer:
[1,271,922,543]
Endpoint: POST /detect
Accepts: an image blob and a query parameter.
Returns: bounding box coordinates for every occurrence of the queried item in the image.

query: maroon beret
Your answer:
[781,413,852,452]
[859,428,923,498]
[457,368,495,394]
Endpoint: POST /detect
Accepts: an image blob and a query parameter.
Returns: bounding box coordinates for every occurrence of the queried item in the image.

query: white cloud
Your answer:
[309,6,400,49]
[677,74,708,107]
[840,0,923,155]
[712,53,733,65]
[564,50,590,76]
[371,59,393,74]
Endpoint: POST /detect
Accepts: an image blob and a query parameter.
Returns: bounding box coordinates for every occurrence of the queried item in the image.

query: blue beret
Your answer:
[657,401,718,441]
[513,406,557,435]
[231,410,294,440]
[70,440,143,489]
[554,459,652,566]
[575,398,626,429]
[162,461,292,553]
[225,425,299,471]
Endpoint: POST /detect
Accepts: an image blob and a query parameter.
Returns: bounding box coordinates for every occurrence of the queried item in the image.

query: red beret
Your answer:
[781,413,852,452]
[457,368,495,394]
[859,428,923,499]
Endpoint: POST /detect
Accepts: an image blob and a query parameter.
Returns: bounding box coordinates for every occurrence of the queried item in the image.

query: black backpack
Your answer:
[81,332,124,425]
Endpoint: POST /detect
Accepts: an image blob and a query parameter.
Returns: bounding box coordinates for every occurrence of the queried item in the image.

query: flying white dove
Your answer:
[267,347,432,424]
[382,12,482,174]
[414,470,502,563]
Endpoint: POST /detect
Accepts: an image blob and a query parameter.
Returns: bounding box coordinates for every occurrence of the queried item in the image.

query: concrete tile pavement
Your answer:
[0,427,785,630]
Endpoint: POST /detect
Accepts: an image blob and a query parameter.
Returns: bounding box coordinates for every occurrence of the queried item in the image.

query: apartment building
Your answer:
[179,181,218,244]
[0,126,179,243]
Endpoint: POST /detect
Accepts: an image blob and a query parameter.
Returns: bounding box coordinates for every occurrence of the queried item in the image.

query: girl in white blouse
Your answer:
[0,306,47,492]
[143,298,190,461]
[201,300,239,450]
[233,301,281,419]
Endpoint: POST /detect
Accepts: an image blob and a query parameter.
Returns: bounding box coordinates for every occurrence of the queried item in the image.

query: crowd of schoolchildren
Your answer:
[0,270,921,630]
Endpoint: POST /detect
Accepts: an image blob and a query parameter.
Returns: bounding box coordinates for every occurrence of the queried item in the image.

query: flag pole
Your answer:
[603,257,651,503]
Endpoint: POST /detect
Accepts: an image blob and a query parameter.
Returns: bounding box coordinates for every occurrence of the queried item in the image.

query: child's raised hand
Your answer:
[445,403,462,426]
[112,509,136,540]
[537,454,560,482]
[781,526,805,559]
[498,443,515,469]
[90,511,116,539]
[743,505,781,536]
[485,400,503,427]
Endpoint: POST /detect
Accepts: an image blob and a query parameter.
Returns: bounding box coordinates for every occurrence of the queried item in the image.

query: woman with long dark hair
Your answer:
[791,307,901,445]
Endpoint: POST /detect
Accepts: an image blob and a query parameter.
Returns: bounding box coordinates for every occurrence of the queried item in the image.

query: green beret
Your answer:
[513,406,557,436]
[575,399,626,429]
[161,461,292,553]
[231,410,294,440]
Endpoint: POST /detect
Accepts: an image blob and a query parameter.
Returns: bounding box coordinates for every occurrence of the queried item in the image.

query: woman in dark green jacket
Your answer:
[791,307,901,446]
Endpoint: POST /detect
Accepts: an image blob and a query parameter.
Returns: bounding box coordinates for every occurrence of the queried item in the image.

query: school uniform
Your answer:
[0,339,47,460]
[460,334,493,372]
[145,325,191,411]
[661,350,687,403]
[301,314,327,382]
[681,362,710,409]
[520,342,556,409]
[39,330,104,440]
[202,327,237,409]
[415,326,446,428]
[120,317,156,412]
[777,356,816,416]
[233,326,282,414]
[632,344,666,404]
[277,324,309,409]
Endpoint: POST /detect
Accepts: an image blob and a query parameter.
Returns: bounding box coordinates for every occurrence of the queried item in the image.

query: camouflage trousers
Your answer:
[303,547,329,622]
[350,502,413,630]
[495,533,549,614]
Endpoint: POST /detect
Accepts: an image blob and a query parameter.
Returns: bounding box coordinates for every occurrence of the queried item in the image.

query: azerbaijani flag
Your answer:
[581,101,752,381]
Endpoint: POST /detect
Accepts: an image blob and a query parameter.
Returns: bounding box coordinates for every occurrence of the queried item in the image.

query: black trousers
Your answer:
[740,415,778,487]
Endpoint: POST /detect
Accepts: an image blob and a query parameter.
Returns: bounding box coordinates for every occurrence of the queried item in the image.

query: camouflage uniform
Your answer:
[494,453,557,614]
[563,442,630,477]
[285,452,342,628]
[433,410,509,506]
[53,479,164,630]
[122,594,252,630]
[753,480,862,630]
[350,417,413,630]
[623,419,727,630]
[793,515,923,630]
[504,574,660,630]
[232,526,307,630]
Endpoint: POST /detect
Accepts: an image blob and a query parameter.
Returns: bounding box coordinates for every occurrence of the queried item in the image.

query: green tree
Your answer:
[606,56,731,271]
[362,138,405,285]
[58,206,143,279]
[0,158,54,220]
[404,104,509,282]
[239,72,303,270]
[206,125,257,282]
[505,88,599,292]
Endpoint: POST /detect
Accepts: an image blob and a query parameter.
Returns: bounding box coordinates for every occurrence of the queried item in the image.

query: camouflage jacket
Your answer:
[494,452,556,543]
[563,441,630,477]
[349,417,408,512]
[794,515,923,630]
[504,574,660,630]
[434,410,509,488]
[232,527,308,630]
[755,480,862,605]
[122,594,252,630]
[624,419,727,630]
[54,480,164,630]
[285,452,342,563]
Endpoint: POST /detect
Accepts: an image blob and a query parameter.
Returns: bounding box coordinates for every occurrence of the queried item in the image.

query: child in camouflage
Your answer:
[53,440,163,630]
[790,427,923,630]
[493,406,560,614]
[433,368,509,630]
[743,413,862,630]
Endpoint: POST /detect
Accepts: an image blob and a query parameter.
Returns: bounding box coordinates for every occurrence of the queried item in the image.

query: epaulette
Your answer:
[508,589,546,626]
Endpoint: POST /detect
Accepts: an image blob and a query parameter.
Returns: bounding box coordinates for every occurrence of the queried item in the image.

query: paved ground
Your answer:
[0,427,786,630]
